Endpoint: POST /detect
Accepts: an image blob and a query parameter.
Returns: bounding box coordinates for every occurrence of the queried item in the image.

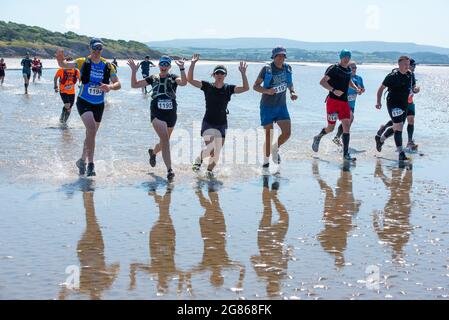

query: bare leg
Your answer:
[206,138,225,172]
[276,120,292,149]
[153,127,174,155]
[80,112,100,164]
[264,124,274,161]
[152,118,172,171]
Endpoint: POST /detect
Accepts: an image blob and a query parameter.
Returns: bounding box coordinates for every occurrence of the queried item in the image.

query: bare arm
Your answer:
[128,59,149,89]
[187,54,202,89]
[253,74,276,95]
[54,73,59,92]
[376,85,386,109]
[234,61,249,94]
[175,59,188,86]
[55,48,77,69]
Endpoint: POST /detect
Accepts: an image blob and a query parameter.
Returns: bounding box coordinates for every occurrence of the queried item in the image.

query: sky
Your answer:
[1,0,449,48]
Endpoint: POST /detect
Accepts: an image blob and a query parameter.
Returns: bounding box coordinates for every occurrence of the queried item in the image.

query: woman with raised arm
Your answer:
[188,54,249,178]
[56,38,121,177]
[128,56,187,181]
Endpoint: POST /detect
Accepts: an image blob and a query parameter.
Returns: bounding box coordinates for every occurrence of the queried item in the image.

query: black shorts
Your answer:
[201,120,228,139]
[0,70,5,77]
[77,98,105,123]
[387,102,407,124]
[60,93,75,107]
[151,113,177,128]
[151,100,178,128]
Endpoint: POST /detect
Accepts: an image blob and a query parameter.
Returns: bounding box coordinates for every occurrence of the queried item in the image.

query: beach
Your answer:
[1,61,449,300]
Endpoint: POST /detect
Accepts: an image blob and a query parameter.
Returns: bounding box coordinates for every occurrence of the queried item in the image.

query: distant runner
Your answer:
[32,56,42,82]
[0,58,6,85]
[21,53,33,94]
[54,58,81,124]
[112,58,119,70]
[139,56,155,94]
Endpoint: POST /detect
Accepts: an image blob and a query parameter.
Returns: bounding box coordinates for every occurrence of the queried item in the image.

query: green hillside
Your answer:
[0,21,162,59]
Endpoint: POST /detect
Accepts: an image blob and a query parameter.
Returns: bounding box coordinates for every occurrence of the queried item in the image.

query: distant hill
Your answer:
[0,21,163,59]
[152,46,449,65]
[148,38,449,55]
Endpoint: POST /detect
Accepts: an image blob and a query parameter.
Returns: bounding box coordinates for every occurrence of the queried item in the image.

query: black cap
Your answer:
[410,59,417,66]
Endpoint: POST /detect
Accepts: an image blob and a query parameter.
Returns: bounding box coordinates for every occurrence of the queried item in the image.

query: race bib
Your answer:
[88,86,103,96]
[391,108,405,118]
[328,113,339,122]
[273,84,287,94]
[348,94,357,102]
[157,99,174,110]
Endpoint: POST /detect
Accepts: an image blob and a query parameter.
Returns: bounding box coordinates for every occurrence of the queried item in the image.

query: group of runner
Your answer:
[4,38,421,180]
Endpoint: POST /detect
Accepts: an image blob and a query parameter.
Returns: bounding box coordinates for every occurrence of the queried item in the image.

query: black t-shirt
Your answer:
[201,81,236,126]
[140,61,153,75]
[325,64,352,101]
[382,70,415,107]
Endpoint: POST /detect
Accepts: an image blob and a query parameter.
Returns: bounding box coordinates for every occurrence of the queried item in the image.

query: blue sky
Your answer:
[1,0,448,48]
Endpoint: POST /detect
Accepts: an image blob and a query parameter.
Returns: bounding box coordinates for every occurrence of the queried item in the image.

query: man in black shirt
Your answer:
[139,56,155,94]
[375,56,418,162]
[312,50,361,161]
[376,59,420,152]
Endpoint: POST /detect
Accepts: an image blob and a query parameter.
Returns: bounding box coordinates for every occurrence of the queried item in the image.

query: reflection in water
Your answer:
[313,161,361,268]
[373,161,414,261]
[187,184,245,293]
[251,177,290,298]
[60,183,120,300]
[130,184,183,295]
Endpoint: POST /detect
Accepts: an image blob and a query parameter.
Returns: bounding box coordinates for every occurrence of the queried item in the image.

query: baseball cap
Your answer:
[90,38,104,49]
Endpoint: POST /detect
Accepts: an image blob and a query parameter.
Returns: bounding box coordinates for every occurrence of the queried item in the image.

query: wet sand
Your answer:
[1,62,449,300]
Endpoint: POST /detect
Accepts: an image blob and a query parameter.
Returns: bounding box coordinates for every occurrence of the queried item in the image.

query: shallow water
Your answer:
[1,62,449,300]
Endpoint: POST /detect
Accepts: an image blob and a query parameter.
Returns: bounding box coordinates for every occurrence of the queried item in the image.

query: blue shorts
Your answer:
[260,105,290,127]
[349,102,356,113]
[407,103,416,117]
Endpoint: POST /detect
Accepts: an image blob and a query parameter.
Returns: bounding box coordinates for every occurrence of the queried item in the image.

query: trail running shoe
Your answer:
[167,169,175,181]
[87,163,96,177]
[375,135,384,152]
[148,149,157,168]
[312,135,322,153]
[76,159,86,176]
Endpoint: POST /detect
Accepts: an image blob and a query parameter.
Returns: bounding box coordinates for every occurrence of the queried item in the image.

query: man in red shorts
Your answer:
[312,50,361,161]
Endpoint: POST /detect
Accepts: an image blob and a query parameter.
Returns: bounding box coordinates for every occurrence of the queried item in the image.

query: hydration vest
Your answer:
[60,69,78,86]
[80,57,112,85]
[263,63,293,89]
[150,74,177,100]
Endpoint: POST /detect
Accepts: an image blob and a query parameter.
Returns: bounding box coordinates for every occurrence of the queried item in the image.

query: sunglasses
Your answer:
[214,71,226,76]
[159,62,171,67]
[91,45,103,51]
